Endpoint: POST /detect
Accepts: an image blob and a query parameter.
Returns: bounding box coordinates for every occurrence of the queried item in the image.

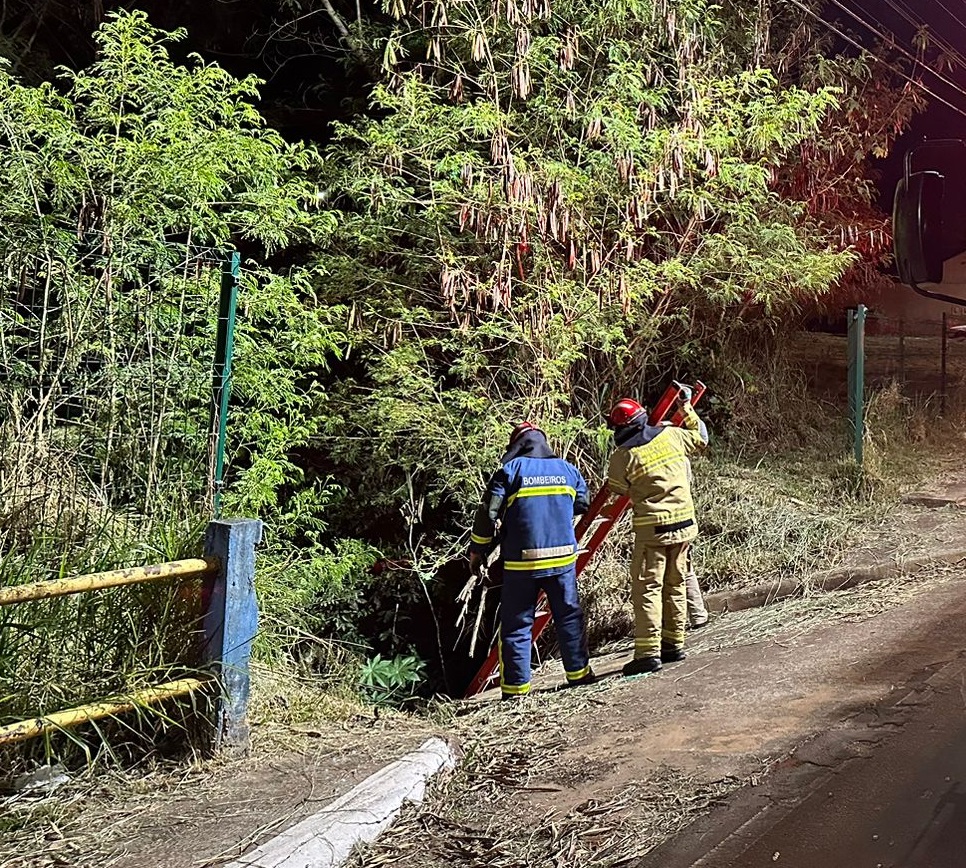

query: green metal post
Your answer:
[847,304,867,466]
[212,252,240,518]
[941,312,948,417]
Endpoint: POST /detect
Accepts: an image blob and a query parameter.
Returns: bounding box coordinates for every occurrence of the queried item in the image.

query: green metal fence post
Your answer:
[211,251,241,518]
[847,304,867,465]
[941,312,948,417]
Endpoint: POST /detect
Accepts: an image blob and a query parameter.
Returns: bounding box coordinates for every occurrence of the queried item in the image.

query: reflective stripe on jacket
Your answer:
[470,455,589,577]
[607,403,708,531]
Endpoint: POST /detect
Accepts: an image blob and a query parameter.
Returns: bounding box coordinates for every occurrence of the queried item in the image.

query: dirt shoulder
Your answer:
[4,714,441,868]
[351,562,966,867]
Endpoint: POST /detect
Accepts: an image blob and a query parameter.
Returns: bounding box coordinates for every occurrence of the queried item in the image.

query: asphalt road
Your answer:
[639,581,966,868]
[716,660,966,868]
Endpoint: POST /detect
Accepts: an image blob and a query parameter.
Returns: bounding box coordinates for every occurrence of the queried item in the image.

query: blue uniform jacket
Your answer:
[470,436,589,577]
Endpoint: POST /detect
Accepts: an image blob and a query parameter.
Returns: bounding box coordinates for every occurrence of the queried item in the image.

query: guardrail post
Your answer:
[203,518,262,753]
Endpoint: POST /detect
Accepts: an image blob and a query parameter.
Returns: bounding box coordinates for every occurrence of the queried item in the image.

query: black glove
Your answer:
[469,551,483,577]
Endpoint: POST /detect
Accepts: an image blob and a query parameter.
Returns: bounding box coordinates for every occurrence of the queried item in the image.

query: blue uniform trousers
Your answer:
[498,565,590,695]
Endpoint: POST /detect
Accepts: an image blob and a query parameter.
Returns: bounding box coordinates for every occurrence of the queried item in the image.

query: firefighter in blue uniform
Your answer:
[469,422,596,700]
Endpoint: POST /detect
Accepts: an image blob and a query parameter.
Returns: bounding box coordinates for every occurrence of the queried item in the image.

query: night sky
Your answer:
[830,0,966,205]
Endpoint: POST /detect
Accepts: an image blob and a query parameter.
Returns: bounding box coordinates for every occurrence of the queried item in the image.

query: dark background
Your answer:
[4,1,966,175]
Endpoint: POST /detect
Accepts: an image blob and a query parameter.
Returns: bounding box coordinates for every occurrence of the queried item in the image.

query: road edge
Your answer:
[225,736,459,868]
[705,547,966,614]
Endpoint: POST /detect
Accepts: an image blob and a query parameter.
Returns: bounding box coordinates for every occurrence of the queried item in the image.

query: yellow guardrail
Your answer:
[0,678,209,746]
[0,559,219,747]
[0,558,219,607]
[1,518,262,752]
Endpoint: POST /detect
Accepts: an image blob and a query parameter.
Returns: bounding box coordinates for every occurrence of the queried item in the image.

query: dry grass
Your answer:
[0,693,437,868]
[0,762,213,868]
[348,678,746,868]
[347,564,961,868]
[688,564,960,653]
[351,768,741,868]
[248,661,371,734]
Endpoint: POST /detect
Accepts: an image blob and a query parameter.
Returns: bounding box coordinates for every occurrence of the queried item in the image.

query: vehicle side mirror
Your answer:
[893,170,945,286]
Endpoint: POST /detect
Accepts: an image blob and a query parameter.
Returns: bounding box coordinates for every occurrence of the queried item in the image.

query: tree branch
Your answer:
[318,0,371,71]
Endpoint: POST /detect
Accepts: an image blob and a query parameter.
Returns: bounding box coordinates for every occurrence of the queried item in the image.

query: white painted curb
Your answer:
[226,737,458,868]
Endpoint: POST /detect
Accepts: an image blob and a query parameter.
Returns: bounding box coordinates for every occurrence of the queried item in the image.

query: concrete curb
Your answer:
[704,547,966,615]
[226,737,458,868]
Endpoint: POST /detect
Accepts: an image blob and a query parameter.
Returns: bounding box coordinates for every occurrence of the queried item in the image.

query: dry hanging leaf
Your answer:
[512,60,532,98]
[490,131,509,164]
[559,26,578,70]
[472,30,488,62]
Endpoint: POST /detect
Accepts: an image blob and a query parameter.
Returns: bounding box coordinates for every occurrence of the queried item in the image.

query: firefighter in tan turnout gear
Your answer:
[606,390,709,676]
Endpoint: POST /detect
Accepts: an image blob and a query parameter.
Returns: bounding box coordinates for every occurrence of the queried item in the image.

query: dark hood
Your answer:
[501,429,557,464]
[614,417,665,449]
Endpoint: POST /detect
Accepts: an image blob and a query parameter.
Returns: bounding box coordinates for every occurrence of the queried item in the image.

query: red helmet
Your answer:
[508,420,542,446]
[607,398,646,429]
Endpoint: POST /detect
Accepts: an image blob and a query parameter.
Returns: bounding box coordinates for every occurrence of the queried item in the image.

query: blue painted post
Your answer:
[202,518,262,753]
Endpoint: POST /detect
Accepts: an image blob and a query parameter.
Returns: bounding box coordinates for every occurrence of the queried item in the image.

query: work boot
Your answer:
[687,616,710,631]
[622,656,662,677]
[660,642,686,664]
[567,668,597,688]
[501,692,527,703]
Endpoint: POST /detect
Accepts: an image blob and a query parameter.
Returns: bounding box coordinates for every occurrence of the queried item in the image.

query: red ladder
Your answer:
[463,381,706,697]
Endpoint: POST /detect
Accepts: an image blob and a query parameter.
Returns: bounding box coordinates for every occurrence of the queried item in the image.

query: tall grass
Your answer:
[0,509,210,770]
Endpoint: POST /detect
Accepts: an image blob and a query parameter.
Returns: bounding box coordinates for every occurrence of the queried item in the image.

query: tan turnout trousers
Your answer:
[630,532,691,658]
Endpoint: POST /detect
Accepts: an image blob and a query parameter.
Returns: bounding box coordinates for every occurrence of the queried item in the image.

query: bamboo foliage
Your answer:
[0,11,350,755]
[312,0,921,530]
[0,10,339,575]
